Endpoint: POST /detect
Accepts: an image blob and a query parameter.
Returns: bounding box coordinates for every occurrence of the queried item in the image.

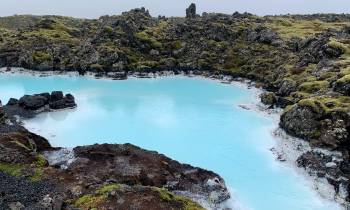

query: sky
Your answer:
[1,0,350,18]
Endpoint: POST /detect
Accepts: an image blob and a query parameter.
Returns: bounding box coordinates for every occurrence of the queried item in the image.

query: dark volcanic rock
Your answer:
[297,151,350,202]
[4,91,77,118]
[0,107,5,124]
[18,94,48,110]
[49,93,76,109]
[0,131,52,164]
[50,91,64,102]
[281,101,350,149]
[334,77,350,96]
[278,79,297,97]
[70,143,230,204]
[260,92,276,106]
[6,98,18,106]
[280,104,322,140]
[186,3,197,19]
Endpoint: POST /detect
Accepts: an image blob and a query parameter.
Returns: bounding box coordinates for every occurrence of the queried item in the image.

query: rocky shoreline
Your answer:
[1,67,348,209]
[0,3,349,209]
[0,91,230,210]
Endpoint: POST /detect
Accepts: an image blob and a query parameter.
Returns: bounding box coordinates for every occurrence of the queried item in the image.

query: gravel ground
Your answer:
[0,172,56,210]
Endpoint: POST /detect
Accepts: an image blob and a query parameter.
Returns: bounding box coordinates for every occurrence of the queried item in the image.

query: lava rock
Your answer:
[7,98,18,106]
[18,95,48,110]
[186,3,196,19]
[50,91,64,102]
[260,92,276,106]
[70,143,231,204]
[0,106,5,124]
[280,104,322,140]
[278,79,297,97]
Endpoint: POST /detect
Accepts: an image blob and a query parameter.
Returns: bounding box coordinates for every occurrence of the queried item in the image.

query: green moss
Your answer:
[103,26,113,34]
[337,74,350,84]
[33,51,52,63]
[176,196,205,210]
[29,168,43,182]
[11,140,31,151]
[153,188,205,210]
[35,154,48,167]
[266,17,349,39]
[90,64,104,71]
[96,184,121,195]
[290,91,310,101]
[135,31,162,48]
[298,96,350,114]
[298,99,326,114]
[299,80,329,93]
[328,38,350,55]
[0,163,23,177]
[24,28,77,44]
[153,187,174,202]
[74,194,106,210]
[172,40,182,50]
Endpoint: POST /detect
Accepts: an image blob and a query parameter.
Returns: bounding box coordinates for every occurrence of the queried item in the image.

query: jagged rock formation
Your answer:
[186,3,197,19]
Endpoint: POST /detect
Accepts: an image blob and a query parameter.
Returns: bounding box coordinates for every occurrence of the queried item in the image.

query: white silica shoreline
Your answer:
[0,67,346,210]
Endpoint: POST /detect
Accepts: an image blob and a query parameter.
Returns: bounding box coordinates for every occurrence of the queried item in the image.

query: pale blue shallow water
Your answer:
[0,72,341,210]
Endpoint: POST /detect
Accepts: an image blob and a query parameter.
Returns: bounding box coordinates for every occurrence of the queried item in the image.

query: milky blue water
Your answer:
[0,72,341,210]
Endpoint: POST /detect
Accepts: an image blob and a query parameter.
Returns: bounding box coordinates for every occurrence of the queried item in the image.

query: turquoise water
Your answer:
[0,72,341,210]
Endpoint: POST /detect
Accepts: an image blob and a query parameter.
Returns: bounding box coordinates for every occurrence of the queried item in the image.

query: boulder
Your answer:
[334,75,350,96]
[278,79,297,96]
[7,98,18,106]
[275,96,294,108]
[50,91,64,102]
[186,3,196,19]
[4,92,77,118]
[260,92,276,106]
[49,94,76,110]
[280,103,322,140]
[18,95,48,110]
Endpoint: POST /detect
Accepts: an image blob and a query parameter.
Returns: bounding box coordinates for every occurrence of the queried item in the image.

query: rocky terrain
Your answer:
[0,2,349,208]
[0,94,230,209]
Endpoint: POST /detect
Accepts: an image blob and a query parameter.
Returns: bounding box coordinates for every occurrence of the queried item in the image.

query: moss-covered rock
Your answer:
[260,92,276,106]
[334,74,350,95]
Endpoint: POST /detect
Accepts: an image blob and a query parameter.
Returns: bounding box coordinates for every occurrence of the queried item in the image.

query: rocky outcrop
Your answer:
[334,75,350,96]
[3,91,76,118]
[297,151,350,202]
[280,100,349,148]
[260,92,276,106]
[280,103,323,141]
[0,106,5,124]
[186,3,197,19]
[69,144,230,204]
